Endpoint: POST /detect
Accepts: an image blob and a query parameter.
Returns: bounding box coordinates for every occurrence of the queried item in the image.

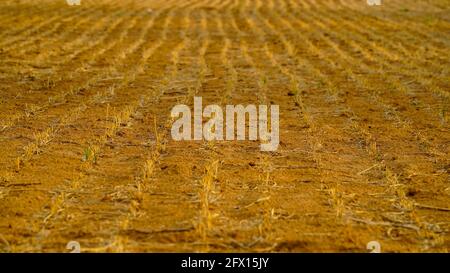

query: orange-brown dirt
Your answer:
[0,0,449,252]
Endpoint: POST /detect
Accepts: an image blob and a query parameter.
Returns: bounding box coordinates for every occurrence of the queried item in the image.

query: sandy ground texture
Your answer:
[0,0,449,252]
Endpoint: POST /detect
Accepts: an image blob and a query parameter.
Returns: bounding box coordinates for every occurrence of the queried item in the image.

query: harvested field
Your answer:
[0,0,449,252]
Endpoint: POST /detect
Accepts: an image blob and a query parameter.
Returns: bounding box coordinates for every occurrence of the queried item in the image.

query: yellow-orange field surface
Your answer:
[0,0,449,252]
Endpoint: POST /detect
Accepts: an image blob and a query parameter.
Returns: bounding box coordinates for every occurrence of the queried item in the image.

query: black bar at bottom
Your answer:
[0,253,445,272]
